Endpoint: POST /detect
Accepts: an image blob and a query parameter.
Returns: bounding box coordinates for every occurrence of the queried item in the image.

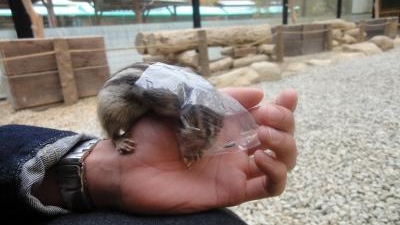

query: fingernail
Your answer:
[255,150,274,163]
[265,149,277,159]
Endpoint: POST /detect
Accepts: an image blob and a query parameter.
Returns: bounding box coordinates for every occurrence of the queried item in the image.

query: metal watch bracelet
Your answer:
[55,139,101,212]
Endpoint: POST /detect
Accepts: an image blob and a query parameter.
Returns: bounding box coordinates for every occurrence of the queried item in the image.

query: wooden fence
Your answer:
[0,17,397,110]
[0,36,109,110]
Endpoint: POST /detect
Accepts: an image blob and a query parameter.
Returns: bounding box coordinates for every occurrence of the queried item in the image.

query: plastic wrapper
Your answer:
[136,62,260,159]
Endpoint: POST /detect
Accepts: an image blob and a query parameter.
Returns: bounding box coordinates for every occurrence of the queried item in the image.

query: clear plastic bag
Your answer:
[136,62,260,158]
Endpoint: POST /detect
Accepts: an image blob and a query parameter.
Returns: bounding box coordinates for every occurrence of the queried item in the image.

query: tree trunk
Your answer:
[8,0,33,38]
[42,0,57,27]
[133,0,143,23]
[22,0,44,38]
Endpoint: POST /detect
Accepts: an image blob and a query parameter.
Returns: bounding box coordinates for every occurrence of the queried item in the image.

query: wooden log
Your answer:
[220,47,233,57]
[209,57,233,73]
[142,24,272,55]
[258,44,276,55]
[135,31,151,54]
[142,54,176,64]
[344,28,360,39]
[177,50,199,69]
[233,54,268,68]
[332,29,343,41]
[233,46,257,58]
[146,30,196,56]
[53,38,78,105]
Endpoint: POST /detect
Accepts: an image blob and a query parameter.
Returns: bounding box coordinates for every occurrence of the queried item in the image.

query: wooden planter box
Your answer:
[0,36,110,110]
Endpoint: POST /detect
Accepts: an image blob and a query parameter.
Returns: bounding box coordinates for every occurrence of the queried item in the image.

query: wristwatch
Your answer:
[55,139,100,212]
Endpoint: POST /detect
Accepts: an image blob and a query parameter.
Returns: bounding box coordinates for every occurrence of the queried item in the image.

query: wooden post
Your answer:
[22,0,44,38]
[283,0,289,25]
[43,0,58,27]
[275,26,284,62]
[192,0,201,28]
[53,38,78,105]
[336,0,342,18]
[325,24,333,51]
[289,0,297,24]
[358,21,366,42]
[374,0,380,19]
[384,18,398,38]
[196,29,210,77]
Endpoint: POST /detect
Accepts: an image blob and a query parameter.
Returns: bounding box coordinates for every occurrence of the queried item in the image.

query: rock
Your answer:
[257,44,275,55]
[332,29,343,41]
[345,28,360,39]
[249,61,281,81]
[331,52,366,63]
[282,62,309,77]
[342,42,383,56]
[368,35,394,51]
[208,67,259,87]
[232,54,268,68]
[394,36,400,48]
[314,19,356,30]
[342,34,357,44]
[306,59,332,67]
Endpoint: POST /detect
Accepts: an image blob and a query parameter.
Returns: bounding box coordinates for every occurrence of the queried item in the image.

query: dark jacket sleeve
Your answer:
[0,124,89,221]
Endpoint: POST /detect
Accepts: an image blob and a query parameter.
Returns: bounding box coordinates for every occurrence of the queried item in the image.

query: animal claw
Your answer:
[116,138,137,154]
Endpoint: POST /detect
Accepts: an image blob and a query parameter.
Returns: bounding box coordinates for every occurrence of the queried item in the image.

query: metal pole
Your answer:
[336,0,342,18]
[192,0,201,28]
[372,0,375,18]
[283,0,288,24]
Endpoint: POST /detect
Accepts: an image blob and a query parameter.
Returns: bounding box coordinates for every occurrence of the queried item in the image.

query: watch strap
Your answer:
[55,139,100,212]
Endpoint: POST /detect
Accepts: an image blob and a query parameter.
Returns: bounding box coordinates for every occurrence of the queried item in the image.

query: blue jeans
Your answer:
[41,208,248,225]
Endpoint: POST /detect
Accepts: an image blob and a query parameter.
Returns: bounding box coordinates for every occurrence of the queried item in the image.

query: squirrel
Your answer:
[96,62,225,163]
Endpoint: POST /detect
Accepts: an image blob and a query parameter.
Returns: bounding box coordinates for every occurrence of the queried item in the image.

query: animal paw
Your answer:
[116,138,137,154]
[183,153,203,168]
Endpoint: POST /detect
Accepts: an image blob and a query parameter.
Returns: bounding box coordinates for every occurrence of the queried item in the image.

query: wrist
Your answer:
[84,139,122,210]
[55,139,101,211]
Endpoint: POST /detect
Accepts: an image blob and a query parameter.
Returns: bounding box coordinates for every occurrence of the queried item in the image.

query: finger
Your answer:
[274,88,298,112]
[251,104,295,135]
[246,150,280,179]
[220,87,264,109]
[245,150,288,200]
[257,126,297,171]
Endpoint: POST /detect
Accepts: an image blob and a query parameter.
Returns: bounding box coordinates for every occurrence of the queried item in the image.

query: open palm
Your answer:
[88,87,297,214]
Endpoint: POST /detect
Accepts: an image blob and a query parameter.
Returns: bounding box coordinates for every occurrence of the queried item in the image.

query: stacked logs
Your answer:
[135,24,276,76]
[313,19,364,46]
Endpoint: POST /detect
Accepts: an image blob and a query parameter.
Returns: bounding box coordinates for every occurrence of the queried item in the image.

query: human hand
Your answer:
[85,87,298,214]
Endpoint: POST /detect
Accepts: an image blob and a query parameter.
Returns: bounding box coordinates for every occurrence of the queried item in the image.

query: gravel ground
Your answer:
[1,48,399,225]
[230,48,400,225]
